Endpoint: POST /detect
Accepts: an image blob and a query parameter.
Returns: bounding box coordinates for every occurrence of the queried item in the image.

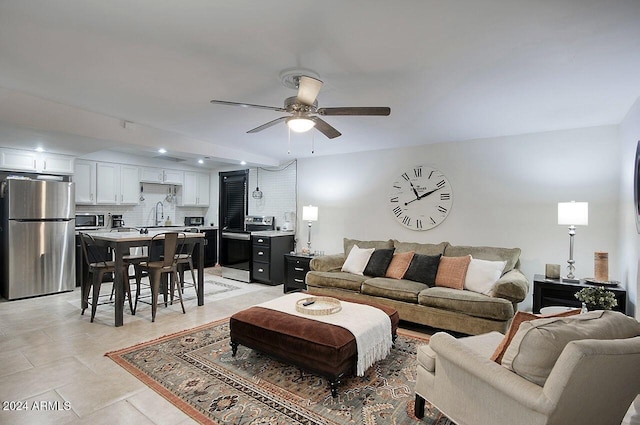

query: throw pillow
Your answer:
[501,310,640,386]
[464,257,507,295]
[363,248,395,277]
[403,254,442,286]
[434,255,472,290]
[490,309,581,364]
[385,251,415,279]
[341,245,375,275]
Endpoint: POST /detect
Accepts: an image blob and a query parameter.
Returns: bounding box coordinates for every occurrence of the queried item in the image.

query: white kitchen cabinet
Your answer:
[0,148,75,174]
[140,167,183,185]
[96,162,139,205]
[120,165,140,204]
[74,160,97,204]
[181,171,210,206]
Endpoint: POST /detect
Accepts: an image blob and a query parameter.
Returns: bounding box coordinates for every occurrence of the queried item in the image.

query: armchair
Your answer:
[415,313,640,425]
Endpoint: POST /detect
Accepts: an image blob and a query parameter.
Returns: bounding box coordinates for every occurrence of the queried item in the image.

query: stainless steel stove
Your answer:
[220,216,274,282]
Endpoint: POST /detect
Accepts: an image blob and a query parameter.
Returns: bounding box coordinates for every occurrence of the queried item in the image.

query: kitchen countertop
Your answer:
[76,225,218,234]
[251,230,296,237]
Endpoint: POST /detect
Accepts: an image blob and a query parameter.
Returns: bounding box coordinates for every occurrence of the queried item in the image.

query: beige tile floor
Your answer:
[0,271,284,424]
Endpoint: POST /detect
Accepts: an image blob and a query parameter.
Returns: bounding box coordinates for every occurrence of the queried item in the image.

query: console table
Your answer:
[532,274,627,314]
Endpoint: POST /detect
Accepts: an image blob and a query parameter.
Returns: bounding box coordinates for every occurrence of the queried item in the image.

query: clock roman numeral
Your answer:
[414,167,422,178]
[402,216,411,226]
[436,179,446,188]
[393,184,401,189]
[428,170,434,179]
[437,205,448,214]
[440,193,451,200]
[430,217,436,225]
[401,172,410,181]
[392,206,403,217]
[390,196,399,203]
[416,219,423,229]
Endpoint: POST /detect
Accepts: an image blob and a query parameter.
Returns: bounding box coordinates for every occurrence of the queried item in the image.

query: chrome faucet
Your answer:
[155,201,164,226]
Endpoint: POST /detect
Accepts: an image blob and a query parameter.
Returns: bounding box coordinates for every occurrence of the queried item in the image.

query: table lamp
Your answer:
[302,205,318,253]
[557,201,588,281]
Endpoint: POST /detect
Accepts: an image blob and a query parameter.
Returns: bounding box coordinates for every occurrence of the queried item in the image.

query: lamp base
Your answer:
[561,276,580,283]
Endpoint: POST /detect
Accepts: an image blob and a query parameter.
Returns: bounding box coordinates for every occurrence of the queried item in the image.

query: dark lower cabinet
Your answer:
[284,254,313,293]
[533,274,627,314]
[251,234,294,285]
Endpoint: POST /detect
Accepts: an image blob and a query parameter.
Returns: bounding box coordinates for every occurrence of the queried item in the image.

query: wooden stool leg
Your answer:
[173,271,185,314]
[150,270,161,322]
[188,259,197,293]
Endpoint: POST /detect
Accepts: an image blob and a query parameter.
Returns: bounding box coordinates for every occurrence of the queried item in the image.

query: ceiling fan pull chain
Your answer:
[287,126,291,155]
[311,130,315,154]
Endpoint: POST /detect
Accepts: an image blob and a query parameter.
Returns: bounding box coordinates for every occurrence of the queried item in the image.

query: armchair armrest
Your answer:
[492,269,529,303]
[429,332,552,414]
[309,254,345,272]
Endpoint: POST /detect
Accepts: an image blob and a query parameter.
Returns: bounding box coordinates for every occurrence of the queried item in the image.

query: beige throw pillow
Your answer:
[341,245,375,275]
[385,251,415,279]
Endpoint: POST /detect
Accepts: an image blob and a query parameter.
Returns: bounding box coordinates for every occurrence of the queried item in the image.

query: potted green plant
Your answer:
[575,286,618,311]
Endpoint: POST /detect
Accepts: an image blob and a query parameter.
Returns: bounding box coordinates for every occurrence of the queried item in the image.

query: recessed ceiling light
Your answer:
[198,159,204,164]
[158,148,167,154]
[35,147,45,152]
[240,161,246,165]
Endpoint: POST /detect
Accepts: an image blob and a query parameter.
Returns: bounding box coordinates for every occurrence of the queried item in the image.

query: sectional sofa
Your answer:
[305,238,529,335]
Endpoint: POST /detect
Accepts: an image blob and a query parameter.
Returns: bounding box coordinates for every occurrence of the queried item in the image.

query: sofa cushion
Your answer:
[385,251,415,279]
[341,245,375,275]
[403,254,441,286]
[393,240,449,256]
[464,258,507,295]
[418,287,514,321]
[501,310,640,386]
[444,245,521,273]
[363,248,395,277]
[305,271,367,292]
[344,238,393,257]
[361,277,429,303]
[435,255,471,290]
[490,309,581,364]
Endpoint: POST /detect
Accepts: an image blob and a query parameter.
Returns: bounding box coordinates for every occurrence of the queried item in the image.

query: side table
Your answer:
[283,253,314,293]
[532,274,627,314]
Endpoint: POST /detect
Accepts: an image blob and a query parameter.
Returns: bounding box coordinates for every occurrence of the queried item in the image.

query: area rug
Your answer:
[106,318,454,425]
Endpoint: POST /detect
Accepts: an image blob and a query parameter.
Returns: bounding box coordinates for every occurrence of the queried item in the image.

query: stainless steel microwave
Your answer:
[75,213,105,229]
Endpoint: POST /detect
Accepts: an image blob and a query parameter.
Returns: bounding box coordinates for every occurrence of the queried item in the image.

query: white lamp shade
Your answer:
[287,117,316,133]
[558,201,588,226]
[302,205,318,221]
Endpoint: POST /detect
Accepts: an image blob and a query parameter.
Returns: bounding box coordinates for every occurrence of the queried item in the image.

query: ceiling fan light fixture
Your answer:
[287,117,315,133]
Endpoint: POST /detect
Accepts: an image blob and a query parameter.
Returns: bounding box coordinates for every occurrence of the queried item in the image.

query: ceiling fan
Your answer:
[210,72,390,139]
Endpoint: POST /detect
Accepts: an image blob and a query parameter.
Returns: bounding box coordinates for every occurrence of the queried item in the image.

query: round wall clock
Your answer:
[389,165,453,230]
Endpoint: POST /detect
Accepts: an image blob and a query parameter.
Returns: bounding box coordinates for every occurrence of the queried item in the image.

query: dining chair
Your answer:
[174,230,198,301]
[136,232,186,322]
[79,232,134,322]
[109,227,148,310]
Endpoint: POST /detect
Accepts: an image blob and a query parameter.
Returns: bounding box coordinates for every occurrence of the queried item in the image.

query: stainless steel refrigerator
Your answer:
[1,178,75,300]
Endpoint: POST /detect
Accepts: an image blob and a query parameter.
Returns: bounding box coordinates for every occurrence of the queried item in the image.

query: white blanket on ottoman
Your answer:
[255,293,392,376]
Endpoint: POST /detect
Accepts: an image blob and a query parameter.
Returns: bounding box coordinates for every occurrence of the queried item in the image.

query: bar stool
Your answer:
[136,232,186,322]
[109,228,148,311]
[175,237,198,301]
[79,232,134,322]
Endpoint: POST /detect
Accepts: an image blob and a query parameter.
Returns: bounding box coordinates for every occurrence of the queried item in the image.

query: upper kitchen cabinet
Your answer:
[181,171,210,206]
[140,167,184,185]
[0,148,75,175]
[74,159,97,204]
[96,163,139,205]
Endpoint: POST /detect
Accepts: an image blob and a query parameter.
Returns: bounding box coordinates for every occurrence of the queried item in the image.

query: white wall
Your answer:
[297,126,621,311]
[618,97,640,319]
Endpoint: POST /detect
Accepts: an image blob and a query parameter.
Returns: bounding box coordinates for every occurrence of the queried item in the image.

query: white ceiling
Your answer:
[0,0,639,167]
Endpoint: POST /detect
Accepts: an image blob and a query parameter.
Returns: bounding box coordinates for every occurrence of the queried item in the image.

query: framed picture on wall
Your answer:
[635,140,640,233]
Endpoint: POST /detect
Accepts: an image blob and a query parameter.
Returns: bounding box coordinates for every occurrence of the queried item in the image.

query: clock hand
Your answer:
[408,180,420,199]
[417,186,443,200]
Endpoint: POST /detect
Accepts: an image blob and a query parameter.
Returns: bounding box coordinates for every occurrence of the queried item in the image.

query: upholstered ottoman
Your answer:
[230,296,399,397]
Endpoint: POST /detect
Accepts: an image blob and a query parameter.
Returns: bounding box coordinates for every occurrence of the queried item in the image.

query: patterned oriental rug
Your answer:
[106,318,455,425]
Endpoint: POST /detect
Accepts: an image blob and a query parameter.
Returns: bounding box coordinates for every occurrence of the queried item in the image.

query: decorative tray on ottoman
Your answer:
[295,296,342,315]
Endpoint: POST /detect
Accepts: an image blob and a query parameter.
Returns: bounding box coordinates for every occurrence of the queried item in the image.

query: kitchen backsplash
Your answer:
[247,163,296,230]
[76,183,209,228]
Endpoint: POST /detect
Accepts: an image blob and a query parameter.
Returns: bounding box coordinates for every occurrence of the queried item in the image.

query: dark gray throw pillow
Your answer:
[363,248,395,277]
[404,254,442,286]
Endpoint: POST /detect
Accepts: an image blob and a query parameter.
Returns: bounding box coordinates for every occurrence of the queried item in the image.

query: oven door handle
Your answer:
[222,232,251,241]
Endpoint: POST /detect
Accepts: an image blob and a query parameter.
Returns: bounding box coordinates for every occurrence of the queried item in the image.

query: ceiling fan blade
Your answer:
[317,106,391,116]
[296,76,323,106]
[210,99,286,112]
[247,116,288,133]
[312,117,342,139]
